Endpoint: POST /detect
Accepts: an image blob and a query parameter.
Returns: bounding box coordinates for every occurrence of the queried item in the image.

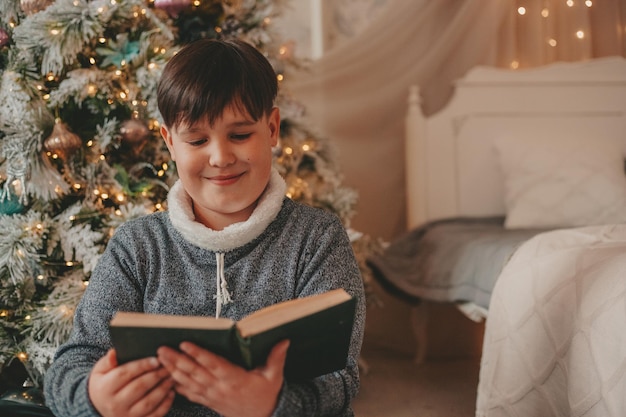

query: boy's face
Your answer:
[161,106,280,230]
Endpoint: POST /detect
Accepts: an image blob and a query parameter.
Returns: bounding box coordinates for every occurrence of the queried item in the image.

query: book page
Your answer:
[237,289,351,337]
[110,312,234,330]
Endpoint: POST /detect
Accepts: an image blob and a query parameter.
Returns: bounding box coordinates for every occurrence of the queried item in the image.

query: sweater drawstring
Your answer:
[214,252,232,318]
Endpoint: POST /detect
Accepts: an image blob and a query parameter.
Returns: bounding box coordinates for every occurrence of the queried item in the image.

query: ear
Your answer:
[267,107,280,147]
[160,125,176,161]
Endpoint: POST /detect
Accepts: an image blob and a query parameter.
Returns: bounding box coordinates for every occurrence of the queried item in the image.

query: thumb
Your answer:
[92,349,118,374]
[262,340,290,379]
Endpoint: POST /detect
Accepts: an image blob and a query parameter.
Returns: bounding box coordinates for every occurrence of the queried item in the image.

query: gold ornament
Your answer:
[44,119,82,159]
[120,119,150,146]
[20,0,54,15]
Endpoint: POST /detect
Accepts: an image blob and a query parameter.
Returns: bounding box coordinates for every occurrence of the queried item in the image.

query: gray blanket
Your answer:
[367,217,545,309]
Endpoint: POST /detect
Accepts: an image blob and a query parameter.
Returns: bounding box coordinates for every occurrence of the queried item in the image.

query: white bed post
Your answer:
[405,85,428,229]
[405,86,430,363]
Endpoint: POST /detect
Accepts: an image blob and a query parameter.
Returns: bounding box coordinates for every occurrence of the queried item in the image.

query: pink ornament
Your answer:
[0,28,9,48]
[153,0,192,17]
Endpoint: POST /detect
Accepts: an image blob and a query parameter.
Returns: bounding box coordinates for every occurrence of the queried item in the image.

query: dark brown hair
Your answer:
[157,38,278,129]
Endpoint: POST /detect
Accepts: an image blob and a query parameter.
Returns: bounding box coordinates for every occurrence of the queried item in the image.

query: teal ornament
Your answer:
[0,192,24,215]
[97,35,140,69]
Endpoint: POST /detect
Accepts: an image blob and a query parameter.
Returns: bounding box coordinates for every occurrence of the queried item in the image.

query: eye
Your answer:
[188,138,207,147]
[230,133,252,141]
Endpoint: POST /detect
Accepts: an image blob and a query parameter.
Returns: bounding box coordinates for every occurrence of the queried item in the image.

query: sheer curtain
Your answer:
[287,0,626,240]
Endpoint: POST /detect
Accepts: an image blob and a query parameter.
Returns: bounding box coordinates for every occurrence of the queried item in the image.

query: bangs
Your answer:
[158,39,277,130]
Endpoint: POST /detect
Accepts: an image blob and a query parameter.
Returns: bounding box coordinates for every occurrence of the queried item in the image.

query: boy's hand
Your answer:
[157,340,290,417]
[88,349,176,417]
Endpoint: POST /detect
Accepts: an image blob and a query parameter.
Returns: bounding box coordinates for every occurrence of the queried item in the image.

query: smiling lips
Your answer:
[208,172,244,185]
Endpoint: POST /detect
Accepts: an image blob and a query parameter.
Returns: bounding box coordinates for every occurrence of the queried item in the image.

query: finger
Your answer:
[179,342,236,375]
[116,366,171,409]
[127,373,175,416]
[157,346,199,374]
[261,340,290,380]
[146,390,176,417]
[112,357,162,391]
[92,349,117,375]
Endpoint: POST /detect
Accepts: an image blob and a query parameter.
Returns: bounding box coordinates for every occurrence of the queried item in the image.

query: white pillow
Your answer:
[494,136,626,229]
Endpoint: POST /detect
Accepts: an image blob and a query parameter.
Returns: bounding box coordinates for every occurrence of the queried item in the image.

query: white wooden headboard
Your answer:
[405,56,626,229]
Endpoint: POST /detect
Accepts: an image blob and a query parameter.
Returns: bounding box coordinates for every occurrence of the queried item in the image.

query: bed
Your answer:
[367,56,626,413]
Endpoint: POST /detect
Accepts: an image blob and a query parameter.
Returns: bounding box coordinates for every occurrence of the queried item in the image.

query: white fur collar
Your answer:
[167,169,287,252]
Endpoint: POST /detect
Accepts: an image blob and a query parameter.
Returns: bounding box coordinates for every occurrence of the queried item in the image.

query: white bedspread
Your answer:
[476,224,626,417]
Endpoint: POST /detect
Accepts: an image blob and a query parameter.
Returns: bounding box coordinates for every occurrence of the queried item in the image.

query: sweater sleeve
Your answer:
[44,225,145,417]
[271,214,366,417]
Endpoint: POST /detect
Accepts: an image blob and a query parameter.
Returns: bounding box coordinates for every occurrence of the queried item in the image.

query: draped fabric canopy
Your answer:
[287,0,626,240]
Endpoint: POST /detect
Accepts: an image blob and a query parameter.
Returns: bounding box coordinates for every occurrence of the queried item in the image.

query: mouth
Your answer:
[207,172,244,185]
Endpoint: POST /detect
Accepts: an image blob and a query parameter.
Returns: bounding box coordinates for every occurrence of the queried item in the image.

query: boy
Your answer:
[44,39,365,417]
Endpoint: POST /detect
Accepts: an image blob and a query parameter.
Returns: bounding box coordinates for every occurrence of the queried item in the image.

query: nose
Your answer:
[208,138,235,167]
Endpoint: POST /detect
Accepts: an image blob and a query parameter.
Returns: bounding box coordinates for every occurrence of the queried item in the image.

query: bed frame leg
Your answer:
[409,302,429,364]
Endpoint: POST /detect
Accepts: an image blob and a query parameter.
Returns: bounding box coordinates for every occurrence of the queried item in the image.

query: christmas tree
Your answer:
[0,0,381,390]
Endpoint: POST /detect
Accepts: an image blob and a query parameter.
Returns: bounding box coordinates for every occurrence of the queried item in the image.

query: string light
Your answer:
[517,7,526,15]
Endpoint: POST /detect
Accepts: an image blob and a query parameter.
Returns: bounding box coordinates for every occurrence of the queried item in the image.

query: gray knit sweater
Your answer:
[44,170,365,417]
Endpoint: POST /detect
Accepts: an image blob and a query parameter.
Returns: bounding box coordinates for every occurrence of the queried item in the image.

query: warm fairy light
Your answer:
[17,352,28,362]
[548,38,557,47]
[86,140,93,147]
[566,0,574,6]
[99,37,106,43]
[73,183,81,190]
[148,62,157,70]
[585,0,592,6]
[101,193,109,199]
[36,84,43,90]
[284,147,293,155]
[83,281,89,287]
[215,26,222,33]
[69,215,76,221]
[51,153,59,159]
[157,169,165,177]
[0,310,8,317]
[47,74,55,81]
[264,17,271,25]
[93,189,100,196]
[115,209,122,216]
[510,60,520,69]
[87,84,97,96]
[162,162,168,170]
[100,154,106,160]
[37,275,44,280]
[277,74,284,82]
[517,7,526,15]
[50,29,60,35]
[155,203,163,210]
[36,223,43,230]
[116,194,125,202]
[66,261,74,267]
[279,46,288,55]
[541,8,549,17]
[115,70,122,76]
[302,144,311,151]
[24,315,31,320]
[576,30,585,39]
[89,57,96,65]
[119,91,127,99]
[193,0,200,5]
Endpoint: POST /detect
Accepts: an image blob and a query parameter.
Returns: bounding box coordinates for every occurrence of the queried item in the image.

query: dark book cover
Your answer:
[109,290,356,381]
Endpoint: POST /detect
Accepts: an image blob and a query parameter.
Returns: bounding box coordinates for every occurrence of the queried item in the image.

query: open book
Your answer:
[109,288,356,380]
